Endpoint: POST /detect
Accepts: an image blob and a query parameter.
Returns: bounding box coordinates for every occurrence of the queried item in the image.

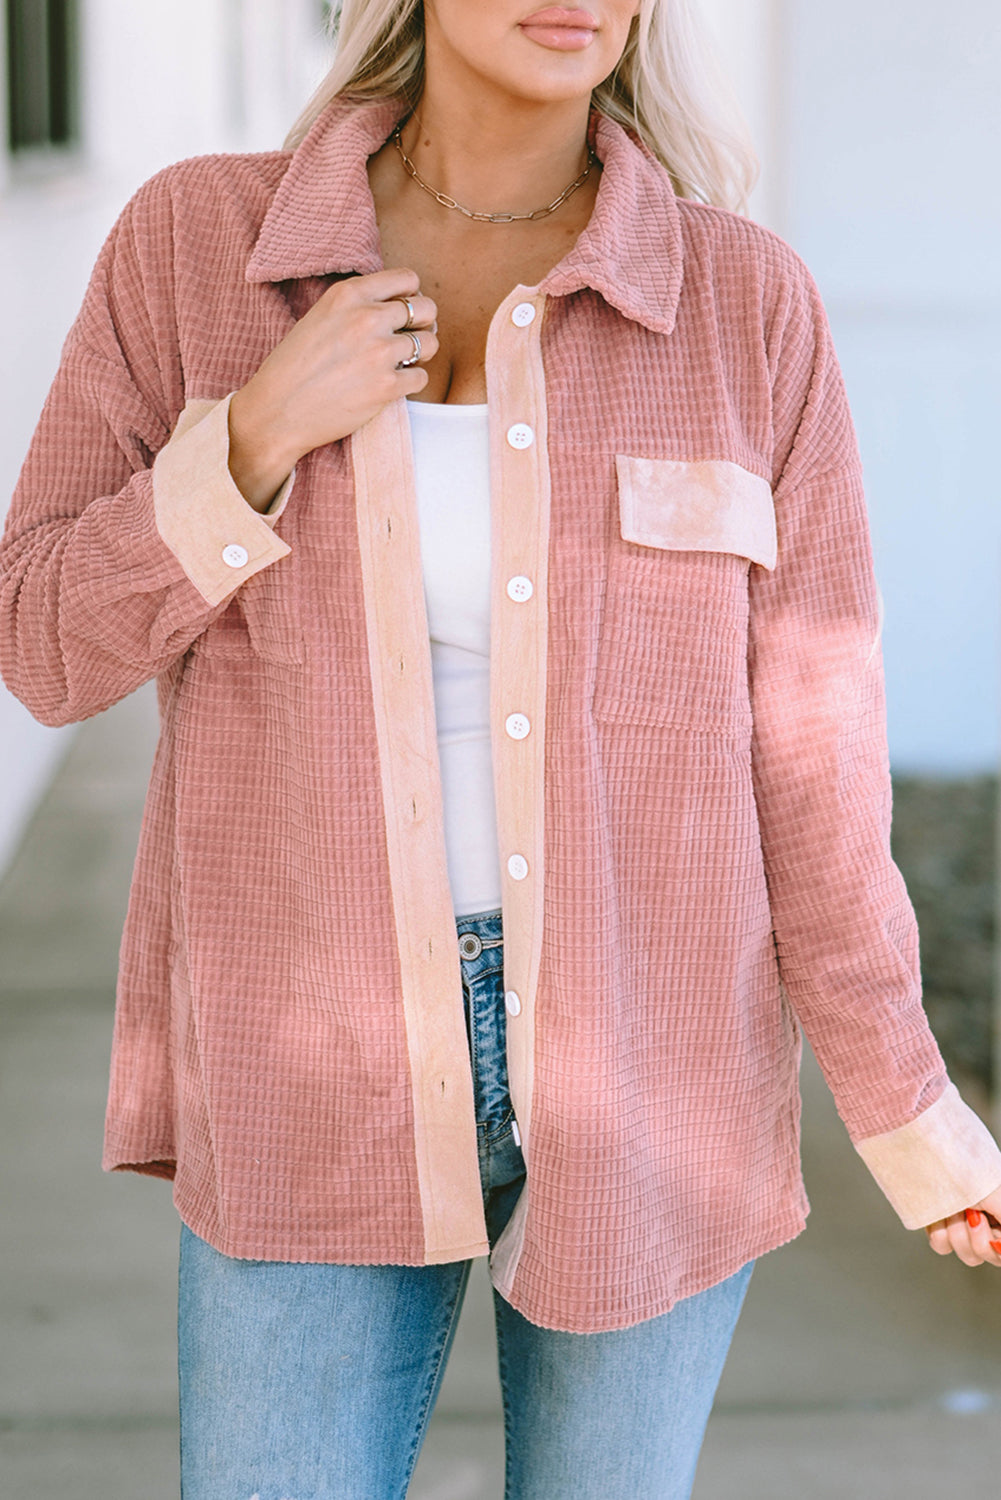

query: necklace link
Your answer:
[391,125,596,225]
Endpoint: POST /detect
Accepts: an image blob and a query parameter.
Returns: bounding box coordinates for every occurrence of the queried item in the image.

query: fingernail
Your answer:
[990,1241,1001,1255]
[965,1208,983,1228]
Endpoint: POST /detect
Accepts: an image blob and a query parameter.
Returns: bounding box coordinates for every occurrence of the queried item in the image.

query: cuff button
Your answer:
[222,543,249,569]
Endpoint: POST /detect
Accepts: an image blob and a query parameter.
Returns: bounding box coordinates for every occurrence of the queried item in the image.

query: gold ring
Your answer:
[396,295,416,332]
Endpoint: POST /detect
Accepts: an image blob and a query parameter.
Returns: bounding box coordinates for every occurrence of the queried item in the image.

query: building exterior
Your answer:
[1,0,998,870]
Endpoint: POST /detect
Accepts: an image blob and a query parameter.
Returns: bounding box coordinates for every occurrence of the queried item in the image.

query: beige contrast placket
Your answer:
[351,402,489,1265]
[485,286,552,1297]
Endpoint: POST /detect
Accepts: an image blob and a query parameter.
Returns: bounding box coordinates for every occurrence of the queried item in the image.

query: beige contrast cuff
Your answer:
[262,466,296,525]
[854,1081,1001,1229]
[152,392,293,607]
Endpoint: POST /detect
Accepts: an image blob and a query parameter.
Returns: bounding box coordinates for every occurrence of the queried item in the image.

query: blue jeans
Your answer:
[178,908,754,1499]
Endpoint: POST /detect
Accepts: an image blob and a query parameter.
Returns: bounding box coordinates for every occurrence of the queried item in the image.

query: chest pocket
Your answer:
[616,455,776,569]
[591,457,776,732]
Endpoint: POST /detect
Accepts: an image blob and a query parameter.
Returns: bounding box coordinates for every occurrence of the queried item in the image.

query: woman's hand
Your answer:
[925,1185,1001,1266]
[228,267,439,511]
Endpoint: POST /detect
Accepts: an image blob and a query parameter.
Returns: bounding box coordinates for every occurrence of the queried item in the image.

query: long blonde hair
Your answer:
[285,1,758,213]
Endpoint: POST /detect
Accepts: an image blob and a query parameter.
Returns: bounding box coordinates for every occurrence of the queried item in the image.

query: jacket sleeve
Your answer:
[749,254,1001,1230]
[0,174,294,729]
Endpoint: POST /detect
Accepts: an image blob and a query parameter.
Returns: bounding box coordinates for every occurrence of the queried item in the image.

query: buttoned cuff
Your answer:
[152,391,294,607]
[854,1081,1001,1229]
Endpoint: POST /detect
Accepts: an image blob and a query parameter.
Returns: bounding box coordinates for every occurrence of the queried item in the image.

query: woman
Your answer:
[3,1,1000,1495]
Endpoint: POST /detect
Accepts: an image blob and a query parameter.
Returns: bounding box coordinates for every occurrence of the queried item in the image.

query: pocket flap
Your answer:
[615,456,777,571]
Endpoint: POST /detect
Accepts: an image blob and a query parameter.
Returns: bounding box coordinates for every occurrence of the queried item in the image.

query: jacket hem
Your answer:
[494,1204,809,1334]
[171,1197,445,1268]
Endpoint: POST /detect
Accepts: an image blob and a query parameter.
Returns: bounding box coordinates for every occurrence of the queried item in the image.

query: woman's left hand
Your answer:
[925,1185,1001,1265]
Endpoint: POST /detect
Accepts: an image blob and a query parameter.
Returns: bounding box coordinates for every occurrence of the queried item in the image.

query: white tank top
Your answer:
[405,400,502,917]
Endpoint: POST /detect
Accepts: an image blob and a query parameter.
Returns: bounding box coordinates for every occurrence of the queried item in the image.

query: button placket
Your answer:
[487,286,551,1161]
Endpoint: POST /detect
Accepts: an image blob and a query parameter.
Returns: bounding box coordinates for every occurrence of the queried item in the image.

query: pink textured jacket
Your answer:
[3,97,1000,1333]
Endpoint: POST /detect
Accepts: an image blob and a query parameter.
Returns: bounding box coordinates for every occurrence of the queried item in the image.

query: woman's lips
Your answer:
[519,7,599,51]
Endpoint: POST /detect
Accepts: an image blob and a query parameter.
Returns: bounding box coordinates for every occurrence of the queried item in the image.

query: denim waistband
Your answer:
[456,907,502,928]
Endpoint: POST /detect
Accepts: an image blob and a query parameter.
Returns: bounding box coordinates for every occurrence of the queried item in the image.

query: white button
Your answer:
[511,1118,522,1148]
[506,575,534,603]
[511,302,536,327]
[507,423,534,450]
[505,990,522,1017]
[505,713,531,740]
[507,853,529,881]
[222,543,249,569]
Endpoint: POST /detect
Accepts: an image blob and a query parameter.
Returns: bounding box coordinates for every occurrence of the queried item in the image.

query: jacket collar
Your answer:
[246,96,684,336]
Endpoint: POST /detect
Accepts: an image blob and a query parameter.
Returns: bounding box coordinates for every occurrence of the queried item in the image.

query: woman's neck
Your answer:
[397,86,593,222]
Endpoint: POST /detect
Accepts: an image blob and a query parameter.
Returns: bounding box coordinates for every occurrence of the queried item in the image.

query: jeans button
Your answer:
[459,933,483,960]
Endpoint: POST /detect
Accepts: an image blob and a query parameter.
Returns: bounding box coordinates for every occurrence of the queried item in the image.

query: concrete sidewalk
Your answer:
[1,688,999,1498]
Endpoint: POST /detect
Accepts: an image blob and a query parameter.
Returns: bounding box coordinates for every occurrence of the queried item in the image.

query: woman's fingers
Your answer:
[949,1214,984,1266]
[349,277,439,369]
[926,1219,953,1255]
[322,270,436,332]
[962,1207,1001,1266]
[925,1210,1001,1266]
[332,265,422,306]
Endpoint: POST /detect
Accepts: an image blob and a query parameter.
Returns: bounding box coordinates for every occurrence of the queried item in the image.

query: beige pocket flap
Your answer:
[615,456,777,571]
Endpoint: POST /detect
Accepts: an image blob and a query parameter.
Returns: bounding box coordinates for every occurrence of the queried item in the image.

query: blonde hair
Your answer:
[285,0,758,213]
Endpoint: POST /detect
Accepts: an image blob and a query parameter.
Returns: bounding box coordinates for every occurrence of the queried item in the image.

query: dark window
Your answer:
[6,0,78,152]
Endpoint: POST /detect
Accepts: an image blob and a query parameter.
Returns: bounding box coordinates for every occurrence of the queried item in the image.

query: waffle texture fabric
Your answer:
[3,97,1000,1334]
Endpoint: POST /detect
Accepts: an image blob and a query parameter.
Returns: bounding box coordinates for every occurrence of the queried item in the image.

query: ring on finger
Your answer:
[397,331,422,369]
[396,295,416,332]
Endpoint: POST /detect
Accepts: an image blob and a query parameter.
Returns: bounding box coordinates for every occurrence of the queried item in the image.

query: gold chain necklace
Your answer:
[391,124,596,224]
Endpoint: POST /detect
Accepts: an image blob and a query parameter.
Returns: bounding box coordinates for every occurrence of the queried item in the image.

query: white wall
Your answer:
[702,1,1000,773]
[233,0,333,152]
[80,0,232,188]
[78,0,330,193]
[697,0,784,230]
[780,0,1001,768]
[770,1,1000,772]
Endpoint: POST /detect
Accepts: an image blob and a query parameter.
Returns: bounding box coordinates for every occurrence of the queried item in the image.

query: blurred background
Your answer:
[1,2,999,1496]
